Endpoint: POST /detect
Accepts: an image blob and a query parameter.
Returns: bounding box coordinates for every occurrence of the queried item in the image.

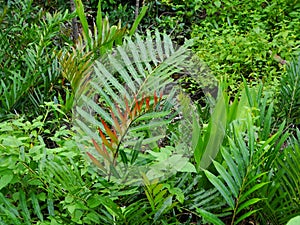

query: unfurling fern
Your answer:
[73,30,213,183]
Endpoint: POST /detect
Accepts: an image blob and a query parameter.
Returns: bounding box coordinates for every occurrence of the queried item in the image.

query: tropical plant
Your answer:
[58,0,147,100]
[0,111,79,224]
[191,0,300,96]
[73,29,215,184]
[278,55,300,129]
[202,112,286,224]
[0,0,72,119]
[188,81,289,224]
[258,129,300,225]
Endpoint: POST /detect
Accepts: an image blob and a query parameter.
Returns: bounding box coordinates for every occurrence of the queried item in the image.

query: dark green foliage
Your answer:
[1,0,300,224]
[0,0,72,119]
[278,55,300,128]
[258,129,300,224]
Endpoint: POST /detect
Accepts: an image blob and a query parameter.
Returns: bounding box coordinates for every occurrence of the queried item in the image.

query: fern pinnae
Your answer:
[235,130,250,167]
[192,189,221,209]
[204,170,235,209]
[30,192,43,221]
[94,75,126,109]
[240,182,268,204]
[89,81,117,113]
[246,113,255,156]
[234,209,260,225]
[80,94,113,125]
[261,102,273,140]
[124,135,165,146]
[162,33,171,58]
[75,113,102,141]
[229,137,246,178]
[163,32,175,57]
[19,190,31,225]
[129,120,170,133]
[197,208,225,225]
[135,34,153,74]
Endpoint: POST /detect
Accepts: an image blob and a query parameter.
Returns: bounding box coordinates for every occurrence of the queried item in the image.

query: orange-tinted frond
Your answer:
[86,152,107,172]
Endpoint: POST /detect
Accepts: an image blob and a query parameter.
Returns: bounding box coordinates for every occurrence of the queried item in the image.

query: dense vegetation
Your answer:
[0,0,299,224]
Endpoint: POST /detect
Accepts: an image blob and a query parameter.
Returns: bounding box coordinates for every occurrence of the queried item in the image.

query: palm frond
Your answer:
[74,30,203,183]
[203,111,284,224]
[259,129,300,224]
[279,55,300,127]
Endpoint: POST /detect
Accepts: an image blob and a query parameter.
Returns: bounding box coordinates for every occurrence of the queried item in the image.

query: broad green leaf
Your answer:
[87,195,102,208]
[287,216,300,225]
[0,172,13,190]
[214,1,221,8]
[180,162,197,173]
[200,91,226,169]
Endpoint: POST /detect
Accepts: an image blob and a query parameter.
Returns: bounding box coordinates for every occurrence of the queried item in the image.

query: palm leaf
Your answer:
[279,55,300,126]
[74,30,201,182]
[204,111,282,224]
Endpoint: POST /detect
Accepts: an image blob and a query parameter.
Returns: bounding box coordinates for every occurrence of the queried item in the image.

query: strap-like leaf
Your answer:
[197,208,225,225]
[204,170,235,209]
[213,160,239,198]
[221,146,243,187]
